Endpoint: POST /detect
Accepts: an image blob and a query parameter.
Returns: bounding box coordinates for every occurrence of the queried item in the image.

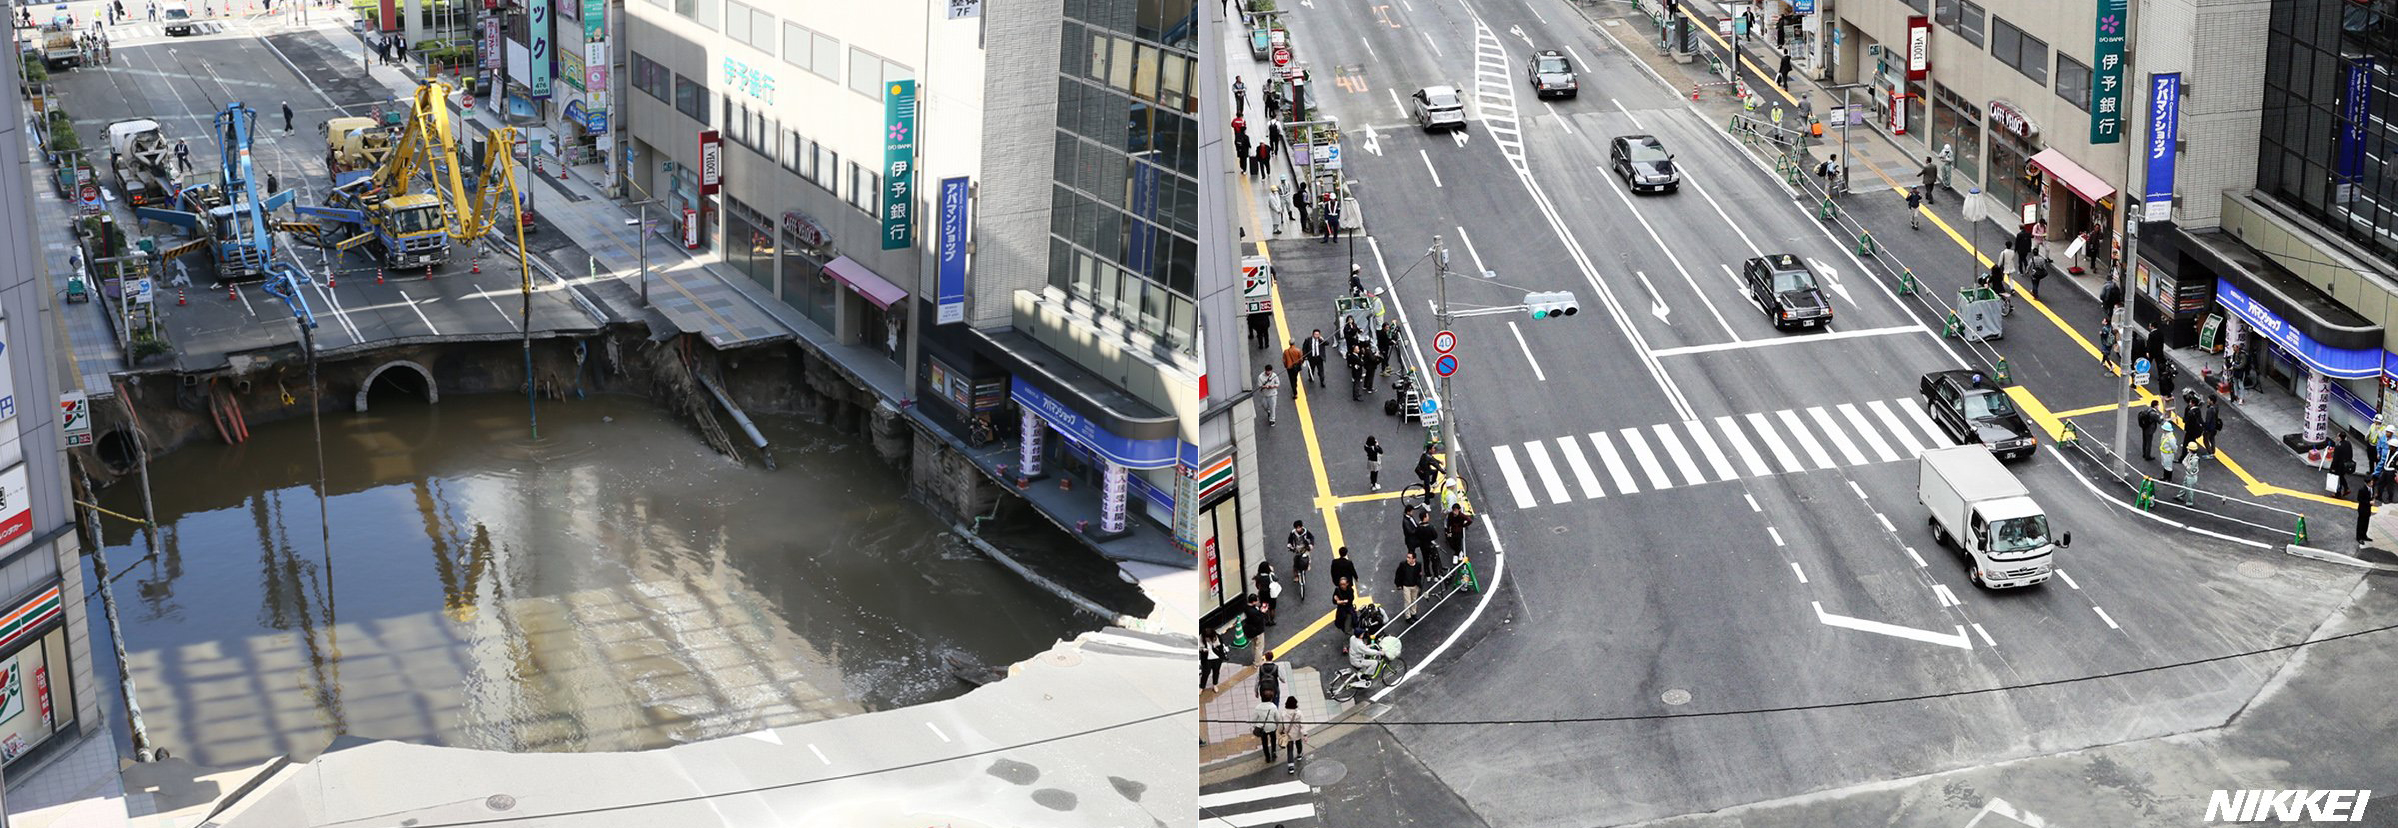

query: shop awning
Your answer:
[822,256,908,310]
[2028,149,2116,204]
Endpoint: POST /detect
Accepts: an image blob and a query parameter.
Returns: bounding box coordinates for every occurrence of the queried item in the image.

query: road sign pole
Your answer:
[1435,234,1452,451]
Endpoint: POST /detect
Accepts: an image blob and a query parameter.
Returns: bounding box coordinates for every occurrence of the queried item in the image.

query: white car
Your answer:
[1411,86,1467,131]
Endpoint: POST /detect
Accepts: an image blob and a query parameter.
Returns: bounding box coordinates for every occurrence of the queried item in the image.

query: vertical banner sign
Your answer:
[698,129,722,195]
[2338,57,2374,204]
[483,18,502,71]
[2092,0,2128,143]
[936,177,970,324]
[0,464,29,552]
[882,80,918,250]
[1906,16,1929,81]
[585,40,609,110]
[2142,73,2180,222]
[529,0,553,99]
[583,0,604,41]
[58,392,89,448]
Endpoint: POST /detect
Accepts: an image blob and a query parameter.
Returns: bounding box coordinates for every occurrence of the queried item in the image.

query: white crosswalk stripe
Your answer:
[1837,403,1902,463]
[1201,780,1319,827]
[1555,436,1606,500]
[1522,440,1572,505]
[1588,431,1640,495]
[1491,444,1538,508]
[1484,398,1979,510]
[1619,427,1677,491]
[1650,423,1709,486]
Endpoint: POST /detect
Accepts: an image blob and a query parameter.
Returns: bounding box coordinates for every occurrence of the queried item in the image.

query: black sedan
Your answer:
[1610,134,1679,193]
[1919,370,2038,460]
[1741,254,1831,329]
[1526,49,1577,98]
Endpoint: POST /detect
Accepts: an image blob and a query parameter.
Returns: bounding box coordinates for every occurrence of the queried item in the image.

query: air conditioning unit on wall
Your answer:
[1864,44,1882,57]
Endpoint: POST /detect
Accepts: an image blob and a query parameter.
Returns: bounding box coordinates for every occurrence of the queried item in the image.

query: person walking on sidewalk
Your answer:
[1257,364,1281,426]
[1255,141,1272,178]
[2139,400,2163,460]
[2026,243,2050,298]
[1394,550,1424,621]
[1280,696,1305,775]
[1253,561,1279,627]
[1305,329,1329,386]
[1919,156,1939,205]
[2358,485,2377,545]
[2204,394,2224,447]
[1267,117,1286,153]
[1331,575,1357,654]
[1364,435,1385,491]
[1233,75,1248,116]
[1345,341,1367,400]
[1329,546,1358,598]
[1252,696,1281,764]
[2158,357,2178,401]
[1201,629,1226,689]
[1234,129,1252,176]
[1282,340,1304,389]
[1242,595,1269,661]
[1906,188,1923,229]
[2099,323,2121,373]
[2101,279,2124,326]
[2334,438,2358,498]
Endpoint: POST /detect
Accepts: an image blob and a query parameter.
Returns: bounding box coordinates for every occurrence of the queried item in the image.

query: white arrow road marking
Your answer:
[1419,149,1443,187]
[1931,584,1961,607]
[1510,24,1533,50]
[1810,256,1854,306]
[1451,129,1471,148]
[1962,797,2047,828]
[1362,123,1384,156]
[1636,271,1672,322]
[1813,601,1974,649]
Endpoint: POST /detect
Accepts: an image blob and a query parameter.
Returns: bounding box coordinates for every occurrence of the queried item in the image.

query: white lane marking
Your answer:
[1838,403,1903,464]
[395,289,443,335]
[1971,623,1996,647]
[1619,427,1677,491]
[1650,325,1930,356]
[1867,399,1930,458]
[1598,172,1742,341]
[1789,561,1807,583]
[1612,96,1645,128]
[1744,411,1808,473]
[1507,321,1547,380]
[1682,178,1771,258]
[1204,803,1316,827]
[1768,527,1785,547]
[1849,480,1871,500]
[1931,584,1961,607]
[1714,414,1775,477]
[1567,45,1593,74]
[1650,422,1709,486]
[1589,431,1640,494]
[1423,30,1442,56]
[1545,100,1573,133]
[1813,602,1973,649]
[1457,225,1488,275]
[1905,546,1927,567]
[926,721,952,742]
[2093,606,2121,630]
[1876,512,1897,533]
[1490,444,1539,508]
[2057,569,2081,590]
[1682,420,1739,481]
[1419,149,1443,187]
[1362,36,1377,60]
[1635,271,1673,321]
[1774,409,1839,470]
[808,744,830,764]
[1806,405,1870,466]
[1389,87,1404,114]
[1199,781,1312,808]
[1556,436,1606,499]
[1744,493,1760,512]
[1528,4,1546,24]
[1522,440,1572,505]
[1897,397,1957,447]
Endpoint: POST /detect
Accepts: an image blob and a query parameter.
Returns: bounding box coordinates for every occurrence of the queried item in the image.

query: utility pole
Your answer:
[2109,64,2143,478]
[1432,234,1451,451]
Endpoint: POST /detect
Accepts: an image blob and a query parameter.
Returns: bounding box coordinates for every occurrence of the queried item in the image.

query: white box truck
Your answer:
[1918,445,2069,588]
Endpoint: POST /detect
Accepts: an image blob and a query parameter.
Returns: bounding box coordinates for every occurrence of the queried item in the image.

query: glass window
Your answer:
[850,47,881,97]
[1109,37,1135,92]
[1991,17,2021,69]
[2055,54,2092,111]
[783,22,809,68]
[1088,34,1110,83]
[811,33,840,80]
[2018,33,2048,85]
[1958,2,1985,47]
[727,1,750,45]
[675,74,709,123]
[1936,0,1959,31]
[1158,52,1188,112]
[1134,44,1160,101]
[693,0,717,30]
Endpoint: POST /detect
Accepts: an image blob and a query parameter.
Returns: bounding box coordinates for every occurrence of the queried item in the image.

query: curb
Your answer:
[2284,543,2398,573]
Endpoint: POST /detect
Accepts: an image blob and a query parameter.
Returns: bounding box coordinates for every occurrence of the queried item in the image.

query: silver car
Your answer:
[1526,50,1577,98]
[1412,86,1467,131]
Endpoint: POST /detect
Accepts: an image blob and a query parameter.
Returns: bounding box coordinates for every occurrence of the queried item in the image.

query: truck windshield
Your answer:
[1988,514,2052,559]
[393,205,442,234]
[165,8,188,19]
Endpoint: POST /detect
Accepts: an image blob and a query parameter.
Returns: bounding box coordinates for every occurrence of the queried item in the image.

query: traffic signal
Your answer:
[1526,291,1580,319]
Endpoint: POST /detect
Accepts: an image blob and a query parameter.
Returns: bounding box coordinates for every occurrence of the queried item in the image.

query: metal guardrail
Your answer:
[2054,421,2312,544]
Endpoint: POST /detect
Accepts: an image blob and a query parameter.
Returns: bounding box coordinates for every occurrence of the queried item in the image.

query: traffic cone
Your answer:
[375,267,384,285]
[327,272,336,287]
[227,284,237,301]
[176,288,186,306]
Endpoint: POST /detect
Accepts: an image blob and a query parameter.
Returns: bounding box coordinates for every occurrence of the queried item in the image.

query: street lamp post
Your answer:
[625,196,658,305]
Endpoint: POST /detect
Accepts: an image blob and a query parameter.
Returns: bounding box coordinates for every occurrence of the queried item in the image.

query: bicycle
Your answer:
[1290,550,1310,602]
[1325,639,1406,702]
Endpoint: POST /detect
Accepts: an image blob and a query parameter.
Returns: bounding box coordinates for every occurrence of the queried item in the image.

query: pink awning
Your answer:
[822,255,908,310]
[2027,148,2116,204]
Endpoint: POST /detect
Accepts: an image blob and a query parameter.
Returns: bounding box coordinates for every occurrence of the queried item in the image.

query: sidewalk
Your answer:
[1198,662,1335,768]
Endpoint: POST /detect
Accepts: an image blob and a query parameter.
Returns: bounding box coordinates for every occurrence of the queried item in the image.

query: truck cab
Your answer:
[1918,445,2069,588]
[161,2,194,35]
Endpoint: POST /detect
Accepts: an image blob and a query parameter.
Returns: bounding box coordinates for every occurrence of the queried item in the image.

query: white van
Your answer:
[161,2,194,35]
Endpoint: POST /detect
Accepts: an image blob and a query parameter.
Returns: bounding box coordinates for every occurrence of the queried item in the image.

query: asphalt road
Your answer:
[1242,0,2390,824]
[48,19,598,372]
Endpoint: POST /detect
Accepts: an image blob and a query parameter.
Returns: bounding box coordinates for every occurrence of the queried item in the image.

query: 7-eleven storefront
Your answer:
[0,582,77,769]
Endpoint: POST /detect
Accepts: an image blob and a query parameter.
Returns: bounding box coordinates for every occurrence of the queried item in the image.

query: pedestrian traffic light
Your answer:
[1526,291,1580,319]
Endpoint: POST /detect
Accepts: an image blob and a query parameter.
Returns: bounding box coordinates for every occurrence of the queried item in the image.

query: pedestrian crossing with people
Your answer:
[1487,398,1965,508]
[1200,779,1319,827]
[94,20,246,42]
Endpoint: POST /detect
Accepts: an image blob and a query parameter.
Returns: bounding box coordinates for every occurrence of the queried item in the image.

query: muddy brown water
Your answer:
[89,392,1101,769]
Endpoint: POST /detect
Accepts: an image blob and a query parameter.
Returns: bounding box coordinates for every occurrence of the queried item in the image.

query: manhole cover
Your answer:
[1043,649,1084,668]
[485,795,517,811]
[1300,758,1349,787]
[2239,560,2277,579]
[1552,525,1570,535]
[1662,689,1692,706]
